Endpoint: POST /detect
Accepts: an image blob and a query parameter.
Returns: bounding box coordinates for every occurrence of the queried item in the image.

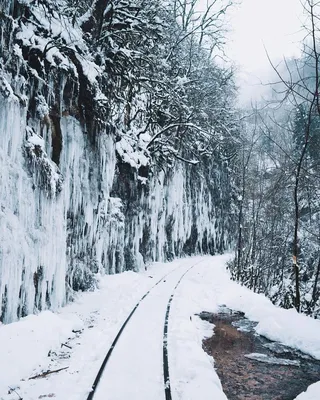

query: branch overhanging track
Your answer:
[86,260,199,400]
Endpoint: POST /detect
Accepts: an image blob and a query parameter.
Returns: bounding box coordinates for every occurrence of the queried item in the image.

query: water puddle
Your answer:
[200,306,320,400]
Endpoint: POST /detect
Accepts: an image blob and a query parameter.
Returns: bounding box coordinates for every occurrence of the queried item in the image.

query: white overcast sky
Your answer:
[212,0,305,103]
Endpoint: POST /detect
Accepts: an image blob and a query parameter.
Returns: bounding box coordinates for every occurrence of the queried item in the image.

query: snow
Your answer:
[26,131,45,148]
[92,262,200,400]
[81,59,101,84]
[0,260,190,399]
[115,136,149,168]
[295,382,320,400]
[1,255,319,400]
[244,353,300,366]
[220,287,320,359]
[0,311,80,395]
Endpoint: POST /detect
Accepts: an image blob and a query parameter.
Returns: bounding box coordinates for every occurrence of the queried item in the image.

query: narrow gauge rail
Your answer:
[163,264,198,400]
[86,260,203,400]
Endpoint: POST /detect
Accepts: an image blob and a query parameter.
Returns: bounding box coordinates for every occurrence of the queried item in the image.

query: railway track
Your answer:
[86,259,202,400]
[163,264,197,400]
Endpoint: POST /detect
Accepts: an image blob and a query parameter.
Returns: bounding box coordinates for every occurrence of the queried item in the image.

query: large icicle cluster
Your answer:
[0,97,67,322]
[0,98,233,323]
[0,0,237,323]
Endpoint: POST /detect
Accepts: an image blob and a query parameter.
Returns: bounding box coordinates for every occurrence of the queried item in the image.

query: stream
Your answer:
[200,306,320,400]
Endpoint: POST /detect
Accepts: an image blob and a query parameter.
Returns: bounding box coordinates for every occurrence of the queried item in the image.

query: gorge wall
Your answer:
[0,0,237,323]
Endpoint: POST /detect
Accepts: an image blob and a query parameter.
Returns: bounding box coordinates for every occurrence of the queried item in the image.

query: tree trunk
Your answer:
[293,174,301,311]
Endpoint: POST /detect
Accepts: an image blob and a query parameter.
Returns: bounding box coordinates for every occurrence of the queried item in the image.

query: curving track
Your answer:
[162,264,197,400]
[86,259,202,400]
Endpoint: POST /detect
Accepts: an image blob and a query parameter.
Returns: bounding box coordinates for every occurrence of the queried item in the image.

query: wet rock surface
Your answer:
[200,307,320,400]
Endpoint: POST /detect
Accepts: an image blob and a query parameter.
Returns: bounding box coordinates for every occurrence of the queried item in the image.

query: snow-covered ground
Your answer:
[1,255,320,400]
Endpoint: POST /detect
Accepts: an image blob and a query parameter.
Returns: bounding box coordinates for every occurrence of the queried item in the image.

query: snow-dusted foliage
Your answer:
[229,38,320,318]
[0,0,237,323]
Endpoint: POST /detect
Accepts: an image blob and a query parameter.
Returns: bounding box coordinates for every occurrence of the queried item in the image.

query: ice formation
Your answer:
[0,0,235,323]
[0,91,233,323]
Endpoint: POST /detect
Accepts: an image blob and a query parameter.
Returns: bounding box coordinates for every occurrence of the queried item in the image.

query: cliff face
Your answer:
[0,0,237,323]
[0,100,233,323]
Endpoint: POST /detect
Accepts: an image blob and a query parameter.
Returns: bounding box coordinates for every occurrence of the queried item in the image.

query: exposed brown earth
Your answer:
[200,308,320,400]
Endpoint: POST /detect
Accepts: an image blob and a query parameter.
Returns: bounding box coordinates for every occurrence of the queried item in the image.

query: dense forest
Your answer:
[228,0,320,318]
[1,0,320,324]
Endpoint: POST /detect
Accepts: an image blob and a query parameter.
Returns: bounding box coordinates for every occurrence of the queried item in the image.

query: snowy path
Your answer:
[91,260,199,400]
[1,255,320,400]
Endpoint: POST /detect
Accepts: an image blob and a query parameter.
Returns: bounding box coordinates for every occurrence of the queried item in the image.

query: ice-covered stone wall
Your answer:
[0,92,233,323]
[0,0,236,323]
[0,96,120,322]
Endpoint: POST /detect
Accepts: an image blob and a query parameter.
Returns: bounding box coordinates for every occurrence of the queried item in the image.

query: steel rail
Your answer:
[86,261,187,400]
[163,262,200,400]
